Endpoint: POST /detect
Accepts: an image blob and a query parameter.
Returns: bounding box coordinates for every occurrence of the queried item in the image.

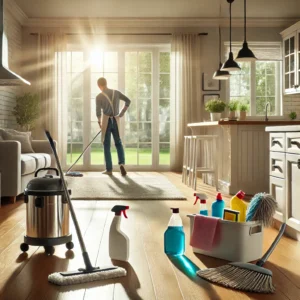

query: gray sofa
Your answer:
[0,138,56,202]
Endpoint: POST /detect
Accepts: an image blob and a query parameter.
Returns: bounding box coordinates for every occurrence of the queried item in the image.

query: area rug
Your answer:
[67,173,186,200]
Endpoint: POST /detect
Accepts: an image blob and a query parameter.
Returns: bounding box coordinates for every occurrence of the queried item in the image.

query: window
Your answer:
[228,43,282,116]
[66,47,171,170]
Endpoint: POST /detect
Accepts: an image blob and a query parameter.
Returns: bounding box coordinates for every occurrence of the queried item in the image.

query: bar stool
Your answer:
[190,135,219,191]
[182,136,193,186]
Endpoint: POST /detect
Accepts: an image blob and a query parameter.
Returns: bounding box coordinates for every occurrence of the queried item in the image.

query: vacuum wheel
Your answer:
[66,241,74,250]
[20,243,29,252]
[44,246,55,256]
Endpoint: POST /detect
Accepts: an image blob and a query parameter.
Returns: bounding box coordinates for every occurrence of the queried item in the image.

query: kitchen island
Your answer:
[188,120,300,195]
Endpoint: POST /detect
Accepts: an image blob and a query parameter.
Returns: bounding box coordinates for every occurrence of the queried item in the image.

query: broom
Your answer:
[45,130,126,285]
[197,193,286,293]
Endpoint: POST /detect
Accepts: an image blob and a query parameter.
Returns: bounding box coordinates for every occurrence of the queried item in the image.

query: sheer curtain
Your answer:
[170,34,201,171]
[37,33,67,157]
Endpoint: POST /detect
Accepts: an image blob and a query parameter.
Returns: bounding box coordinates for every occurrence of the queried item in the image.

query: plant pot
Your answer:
[239,111,247,121]
[210,113,222,121]
[228,111,236,119]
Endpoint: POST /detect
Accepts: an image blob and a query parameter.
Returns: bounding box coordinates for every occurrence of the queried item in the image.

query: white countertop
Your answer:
[266,125,300,132]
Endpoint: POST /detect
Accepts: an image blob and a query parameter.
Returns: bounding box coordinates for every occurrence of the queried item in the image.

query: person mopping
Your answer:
[96,77,131,176]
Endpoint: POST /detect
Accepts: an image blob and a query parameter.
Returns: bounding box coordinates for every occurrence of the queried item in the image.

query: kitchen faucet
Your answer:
[265,102,270,121]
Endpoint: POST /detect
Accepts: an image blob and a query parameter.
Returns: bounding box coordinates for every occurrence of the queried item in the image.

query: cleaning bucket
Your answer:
[187,214,263,262]
[20,168,74,255]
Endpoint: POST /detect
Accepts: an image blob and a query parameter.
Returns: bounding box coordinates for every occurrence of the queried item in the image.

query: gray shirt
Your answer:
[96,89,131,118]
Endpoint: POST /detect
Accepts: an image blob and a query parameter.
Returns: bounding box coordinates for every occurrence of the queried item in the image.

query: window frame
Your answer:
[64,44,172,171]
[226,59,282,118]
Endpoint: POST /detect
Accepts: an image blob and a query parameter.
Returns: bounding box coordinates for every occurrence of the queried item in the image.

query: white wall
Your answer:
[0,6,23,128]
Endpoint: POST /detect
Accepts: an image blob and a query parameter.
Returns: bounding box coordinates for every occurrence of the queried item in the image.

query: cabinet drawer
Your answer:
[270,152,285,178]
[286,132,300,154]
[270,133,285,152]
[269,176,286,222]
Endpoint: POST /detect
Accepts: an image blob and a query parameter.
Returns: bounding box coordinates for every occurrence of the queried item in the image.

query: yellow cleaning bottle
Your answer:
[230,190,247,222]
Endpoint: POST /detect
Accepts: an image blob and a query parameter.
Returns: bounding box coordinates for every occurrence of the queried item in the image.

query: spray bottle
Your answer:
[211,192,225,218]
[164,208,185,255]
[109,205,129,261]
[193,193,208,216]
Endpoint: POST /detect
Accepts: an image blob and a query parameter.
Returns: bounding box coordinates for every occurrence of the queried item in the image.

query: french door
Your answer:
[66,47,171,171]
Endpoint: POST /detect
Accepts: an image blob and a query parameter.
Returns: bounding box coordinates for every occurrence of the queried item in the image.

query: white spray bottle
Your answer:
[109,205,130,261]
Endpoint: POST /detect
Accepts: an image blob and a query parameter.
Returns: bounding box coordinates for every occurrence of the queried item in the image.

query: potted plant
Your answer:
[227,100,239,120]
[239,103,249,121]
[205,99,226,121]
[289,111,297,120]
[13,93,40,131]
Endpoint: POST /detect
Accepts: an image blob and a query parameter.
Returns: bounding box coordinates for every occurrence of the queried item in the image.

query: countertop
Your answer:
[188,120,300,127]
[266,125,300,132]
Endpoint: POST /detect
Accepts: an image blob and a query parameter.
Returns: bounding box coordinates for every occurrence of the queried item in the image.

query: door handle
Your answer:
[272,165,282,172]
[272,140,282,146]
[291,141,300,148]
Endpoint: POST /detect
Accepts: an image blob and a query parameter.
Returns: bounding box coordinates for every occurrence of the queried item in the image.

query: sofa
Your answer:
[0,129,56,203]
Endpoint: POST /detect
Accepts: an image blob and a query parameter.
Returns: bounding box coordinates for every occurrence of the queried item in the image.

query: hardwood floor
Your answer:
[0,172,299,300]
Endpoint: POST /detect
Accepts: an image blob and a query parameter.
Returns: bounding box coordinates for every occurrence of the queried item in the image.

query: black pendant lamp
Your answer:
[221,0,240,72]
[236,0,257,61]
[213,27,230,80]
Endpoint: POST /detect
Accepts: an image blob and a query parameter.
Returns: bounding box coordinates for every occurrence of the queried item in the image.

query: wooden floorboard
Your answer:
[0,172,299,300]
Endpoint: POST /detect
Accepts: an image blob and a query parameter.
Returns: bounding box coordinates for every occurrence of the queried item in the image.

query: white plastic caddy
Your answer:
[187,214,263,262]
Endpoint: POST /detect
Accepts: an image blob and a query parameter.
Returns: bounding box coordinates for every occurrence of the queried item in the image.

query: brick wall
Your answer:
[283,95,300,118]
[0,6,22,129]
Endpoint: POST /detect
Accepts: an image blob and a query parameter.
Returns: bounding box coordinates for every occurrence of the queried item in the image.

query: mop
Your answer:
[197,193,286,293]
[45,130,126,285]
[65,130,102,177]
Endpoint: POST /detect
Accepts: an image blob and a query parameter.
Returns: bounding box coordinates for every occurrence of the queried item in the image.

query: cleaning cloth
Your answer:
[190,215,220,251]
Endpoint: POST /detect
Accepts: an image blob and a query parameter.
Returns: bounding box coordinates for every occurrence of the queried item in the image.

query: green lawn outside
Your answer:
[67,148,170,166]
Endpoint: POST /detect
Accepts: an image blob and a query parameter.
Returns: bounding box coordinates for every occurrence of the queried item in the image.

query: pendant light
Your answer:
[236,0,257,61]
[221,0,240,72]
[213,27,231,80]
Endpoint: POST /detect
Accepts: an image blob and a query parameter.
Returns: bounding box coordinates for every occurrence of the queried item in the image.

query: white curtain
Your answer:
[37,33,67,157]
[170,34,201,171]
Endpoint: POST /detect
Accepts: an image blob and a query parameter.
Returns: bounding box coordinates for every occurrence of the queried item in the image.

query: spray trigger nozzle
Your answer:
[193,196,199,205]
[122,209,128,218]
[111,205,129,218]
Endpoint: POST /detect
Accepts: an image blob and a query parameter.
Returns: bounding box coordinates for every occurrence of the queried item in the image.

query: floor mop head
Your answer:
[48,266,126,286]
[197,262,275,293]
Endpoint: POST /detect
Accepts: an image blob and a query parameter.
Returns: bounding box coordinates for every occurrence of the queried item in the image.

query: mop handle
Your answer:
[45,130,94,271]
[66,130,101,174]
[256,222,286,267]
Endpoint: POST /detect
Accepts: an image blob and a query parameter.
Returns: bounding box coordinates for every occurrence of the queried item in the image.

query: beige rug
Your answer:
[67,173,186,200]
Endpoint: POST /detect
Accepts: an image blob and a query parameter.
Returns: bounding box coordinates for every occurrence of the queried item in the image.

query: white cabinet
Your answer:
[267,127,300,233]
[281,22,300,94]
[269,176,285,222]
[286,154,300,231]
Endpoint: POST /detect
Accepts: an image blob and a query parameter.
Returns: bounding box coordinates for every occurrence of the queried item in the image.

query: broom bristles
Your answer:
[197,264,275,293]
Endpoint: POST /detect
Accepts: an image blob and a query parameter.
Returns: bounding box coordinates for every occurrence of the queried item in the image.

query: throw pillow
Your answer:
[2,131,35,153]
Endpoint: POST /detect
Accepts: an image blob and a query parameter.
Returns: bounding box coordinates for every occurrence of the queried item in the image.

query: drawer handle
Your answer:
[298,159,300,169]
[272,140,282,146]
[291,141,300,148]
[272,165,282,172]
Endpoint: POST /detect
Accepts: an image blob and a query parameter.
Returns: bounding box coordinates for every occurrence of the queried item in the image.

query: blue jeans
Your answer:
[103,117,125,171]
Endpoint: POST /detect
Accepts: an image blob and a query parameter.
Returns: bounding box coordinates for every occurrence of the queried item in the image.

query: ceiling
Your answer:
[13,0,300,19]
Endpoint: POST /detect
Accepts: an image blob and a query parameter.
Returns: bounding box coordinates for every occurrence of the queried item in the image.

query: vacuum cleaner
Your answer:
[20,168,74,255]
[65,130,101,177]
[45,130,126,285]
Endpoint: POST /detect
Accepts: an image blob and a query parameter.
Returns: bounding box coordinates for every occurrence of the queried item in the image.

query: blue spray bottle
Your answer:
[211,192,225,218]
[164,208,185,255]
[193,193,208,216]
